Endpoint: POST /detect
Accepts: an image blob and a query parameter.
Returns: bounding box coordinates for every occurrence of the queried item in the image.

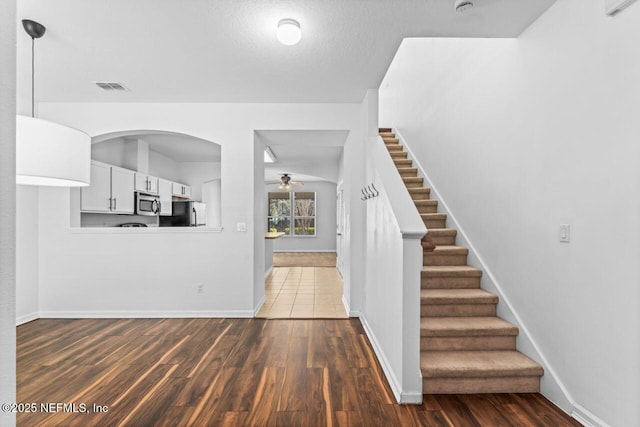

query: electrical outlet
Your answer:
[196,283,204,294]
[236,222,247,232]
[559,224,570,243]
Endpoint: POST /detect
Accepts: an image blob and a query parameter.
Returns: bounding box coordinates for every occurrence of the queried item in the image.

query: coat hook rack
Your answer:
[361,183,380,201]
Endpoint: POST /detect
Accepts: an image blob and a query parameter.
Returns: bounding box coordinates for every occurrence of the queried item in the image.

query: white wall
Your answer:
[379,0,640,425]
[29,102,364,318]
[0,0,16,423]
[91,137,129,167]
[267,181,337,252]
[179,162,221,202]
[149,149,181,182]
[16,186,39,324]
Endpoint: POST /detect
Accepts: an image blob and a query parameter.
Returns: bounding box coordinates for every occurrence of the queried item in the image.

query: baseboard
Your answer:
[16,312,39,326]
[571,403,609,427]
[273,250,336,253]
[341,295,359,318]
[395,128,574,411]
[358,313,403,403]
[253,295,266,317]
[264,266,273,278]
[38,310,255,319]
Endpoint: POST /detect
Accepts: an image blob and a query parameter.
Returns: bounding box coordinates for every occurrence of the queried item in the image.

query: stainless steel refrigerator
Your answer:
[159,201,206,227]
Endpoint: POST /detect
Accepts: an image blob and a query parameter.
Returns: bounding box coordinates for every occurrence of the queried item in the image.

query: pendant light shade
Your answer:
[17,19,92,187]
[16,116,91,187]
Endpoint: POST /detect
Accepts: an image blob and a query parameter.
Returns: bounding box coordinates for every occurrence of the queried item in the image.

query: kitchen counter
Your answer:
[265,232,284,274]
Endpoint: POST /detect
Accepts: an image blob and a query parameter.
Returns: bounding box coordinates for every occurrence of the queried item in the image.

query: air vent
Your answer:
[94,82,128,91]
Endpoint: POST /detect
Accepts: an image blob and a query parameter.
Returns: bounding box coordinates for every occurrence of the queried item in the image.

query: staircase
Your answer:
[379,128,544,394]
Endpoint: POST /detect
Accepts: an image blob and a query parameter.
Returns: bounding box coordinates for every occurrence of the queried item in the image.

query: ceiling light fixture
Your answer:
[454,0,474,12]
[264,146,277,163]
[276,18,302,46]
[17,19,90,187]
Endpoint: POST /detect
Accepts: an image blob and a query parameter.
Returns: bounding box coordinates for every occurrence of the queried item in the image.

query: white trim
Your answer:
[358,314,402,403]
[571,403,609,427]
[264,266,273,278]
[341,294,355,317]
[16,312,39,326]
[253,295,266,317]
[273,250,336,253]
[38,310,255,319]
[395,127,575,410]
[69,227,224,234]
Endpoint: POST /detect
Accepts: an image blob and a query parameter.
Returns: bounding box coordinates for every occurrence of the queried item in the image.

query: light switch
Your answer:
[236,222,247,232]
[559,224,570,243]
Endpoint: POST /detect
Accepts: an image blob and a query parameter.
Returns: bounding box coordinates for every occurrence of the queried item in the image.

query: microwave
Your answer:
[135,192,161,216]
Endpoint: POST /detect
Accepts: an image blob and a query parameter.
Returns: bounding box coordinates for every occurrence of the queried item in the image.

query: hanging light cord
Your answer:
[31,36,35,118]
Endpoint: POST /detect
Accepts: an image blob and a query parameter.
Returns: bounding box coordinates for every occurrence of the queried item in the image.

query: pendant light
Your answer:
[16,19,91,187]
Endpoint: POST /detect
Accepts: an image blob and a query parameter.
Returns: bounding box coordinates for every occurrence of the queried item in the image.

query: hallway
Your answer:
[257,267,348,319]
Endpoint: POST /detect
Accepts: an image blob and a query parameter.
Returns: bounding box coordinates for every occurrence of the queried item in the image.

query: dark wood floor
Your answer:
[17,318,580,426]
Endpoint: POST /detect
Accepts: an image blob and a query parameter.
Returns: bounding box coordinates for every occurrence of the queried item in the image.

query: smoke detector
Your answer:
[454,0,474,12]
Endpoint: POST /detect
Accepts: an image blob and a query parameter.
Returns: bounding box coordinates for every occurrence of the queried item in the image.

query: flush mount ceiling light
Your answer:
[276,18,302,46]
[17,19,90,187]
[454,0,474,12]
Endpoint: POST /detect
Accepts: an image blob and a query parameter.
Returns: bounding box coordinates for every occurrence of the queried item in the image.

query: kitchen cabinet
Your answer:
[135,172,159,195]
[172,182,192,199]
[81,162,135,214]
[158,179,172,216]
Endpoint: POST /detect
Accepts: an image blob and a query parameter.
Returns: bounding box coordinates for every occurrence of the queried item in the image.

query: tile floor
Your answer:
[256,267,348,319]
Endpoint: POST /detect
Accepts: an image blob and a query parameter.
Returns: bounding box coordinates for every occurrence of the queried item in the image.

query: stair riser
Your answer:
[421,276,481,289]
[422,219,447,230]
[421,336,516,351]
[386,144,403,152]
[393,159,413,167]
[404,181,425,188]
[383,138,399,144]
[424,253,467,266]
[417,205,438,215]
[410,193,431,201]
[390,151,408,159]
[421,303,496,317]
[429,234,456,245]
[398,169,418,178]
[422,376,540,394]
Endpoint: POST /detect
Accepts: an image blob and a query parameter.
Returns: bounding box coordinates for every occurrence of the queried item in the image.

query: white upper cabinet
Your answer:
[135,172,159,195]
[111,168,135,214]
[80,162,111,212]
[158,179,173,216]
[172,182,192,198]
[81,161,135,214]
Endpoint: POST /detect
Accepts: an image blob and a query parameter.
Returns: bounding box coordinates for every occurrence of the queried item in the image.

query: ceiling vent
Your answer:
[95,82,128,91]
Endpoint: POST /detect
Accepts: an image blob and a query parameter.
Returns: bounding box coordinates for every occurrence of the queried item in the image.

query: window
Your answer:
[268,191,316,236]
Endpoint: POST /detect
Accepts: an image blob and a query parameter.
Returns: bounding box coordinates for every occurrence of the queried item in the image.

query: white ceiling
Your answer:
[17,0,557,106]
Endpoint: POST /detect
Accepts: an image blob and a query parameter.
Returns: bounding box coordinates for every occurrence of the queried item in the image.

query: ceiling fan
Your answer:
[267,173,304,190]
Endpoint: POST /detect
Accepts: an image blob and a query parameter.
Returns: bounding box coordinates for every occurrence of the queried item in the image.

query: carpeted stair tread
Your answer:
[420,317,518,337]
[397,167,419,175]
[426,245,468,255]
[393,158,413,166]
[413,199,438,208]
[421,288,498,304]
[421,351,544,378]
[421,213,446,221]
